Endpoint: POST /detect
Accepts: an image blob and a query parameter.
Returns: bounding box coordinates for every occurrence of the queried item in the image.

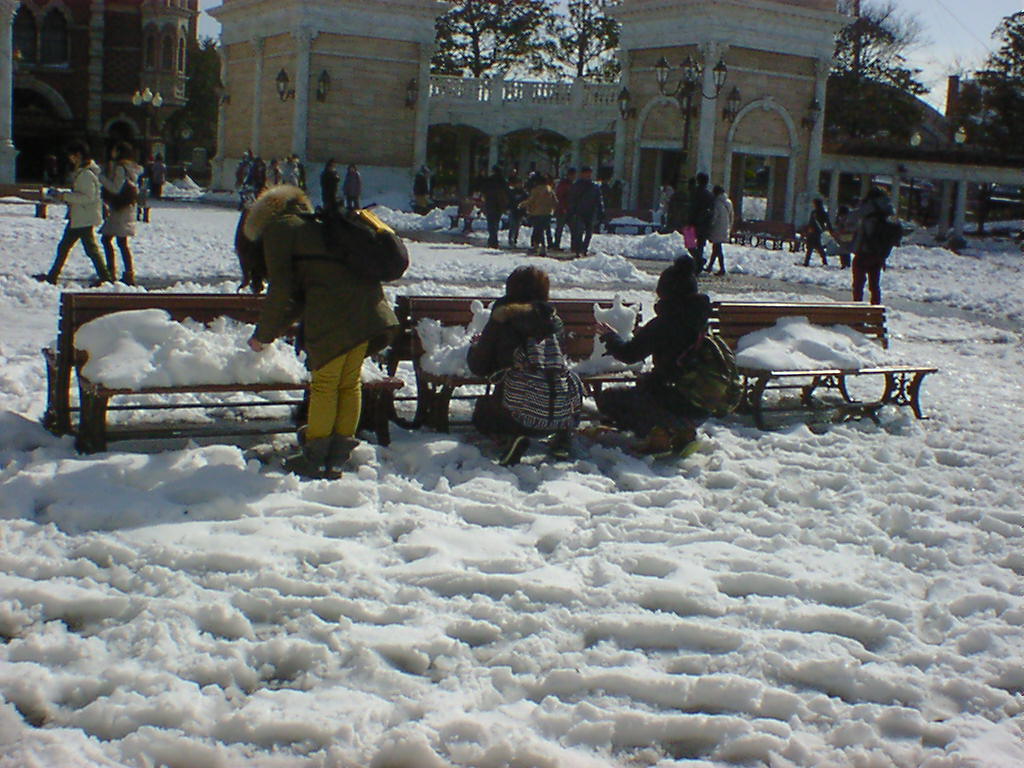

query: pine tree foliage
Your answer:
[826,0,926,141]
[165,38,222,152]
[433,0,552,78]
[972,12,1024,148]
[542,0,621,81]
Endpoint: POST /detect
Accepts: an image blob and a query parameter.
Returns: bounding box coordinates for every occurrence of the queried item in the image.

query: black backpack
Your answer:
[872,217,903,253]
[310,207,410,282]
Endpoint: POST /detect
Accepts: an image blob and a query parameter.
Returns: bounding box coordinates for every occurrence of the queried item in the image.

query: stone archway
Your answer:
[723,98,799,223]
[631,97,686,211]
[12,84,73,181]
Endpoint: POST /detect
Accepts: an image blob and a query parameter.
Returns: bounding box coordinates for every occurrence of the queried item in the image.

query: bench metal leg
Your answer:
[75,386,110,454]
[743,374,771,430]
[359,388,394,446]
[35,203,47,219]
[881,370,931,419]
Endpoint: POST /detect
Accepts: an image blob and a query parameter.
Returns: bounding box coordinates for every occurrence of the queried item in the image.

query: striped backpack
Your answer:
[501,333,584,433]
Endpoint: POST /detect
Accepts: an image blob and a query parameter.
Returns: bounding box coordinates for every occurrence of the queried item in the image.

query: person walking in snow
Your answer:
[520,173,557,257]
[851,187,896,305]
[38,141,112,285]
[320,158,340,211]
[552,167,576,251]
[342,163,362,211]
[481,166,509,249]
[147,154,166,199]
[688,173,715,271]
[99,141,143,285]
[594,256,712,456]
[567,166,604,258]
[802,197,832,267]
[705,185,734,275]
[243,185,399,478]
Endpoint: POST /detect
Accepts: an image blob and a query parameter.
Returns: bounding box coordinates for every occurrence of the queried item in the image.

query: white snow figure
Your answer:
[573,295,640,375]
[417,299,491,376]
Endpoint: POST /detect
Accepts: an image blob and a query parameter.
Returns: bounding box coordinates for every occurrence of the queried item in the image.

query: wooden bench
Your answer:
[42,292,403,454]
[0,183,49,218]
[396,295,640,432]
[711,301,937,428]
[730,220,801,252]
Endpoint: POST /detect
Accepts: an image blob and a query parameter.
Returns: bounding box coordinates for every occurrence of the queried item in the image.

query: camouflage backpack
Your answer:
[669,330,742,417]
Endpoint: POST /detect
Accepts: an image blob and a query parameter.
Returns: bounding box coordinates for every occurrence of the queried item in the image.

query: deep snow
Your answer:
[1,199,1023,768]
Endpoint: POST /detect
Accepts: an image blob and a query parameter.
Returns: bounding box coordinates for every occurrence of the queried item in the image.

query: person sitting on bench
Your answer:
[467,266,583,466]
[594,256,712,455]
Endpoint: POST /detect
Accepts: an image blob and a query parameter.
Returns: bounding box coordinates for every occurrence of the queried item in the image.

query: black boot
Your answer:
[328,435,359,469]
[283,437,341,479]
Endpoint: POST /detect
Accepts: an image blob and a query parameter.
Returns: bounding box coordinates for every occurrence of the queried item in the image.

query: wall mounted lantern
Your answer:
[276,68,295,101]
[953,125,967,144]
[723,86,741,122]
[316,70,331,102]
[405,77,419,108]
[618,87,636,120]
[802,97,822,129]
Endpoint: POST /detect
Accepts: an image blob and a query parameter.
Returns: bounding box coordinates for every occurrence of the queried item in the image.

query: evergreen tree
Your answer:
[542,0,621,81]
[972,12,1024,148]
[433,0,552,78]
[826,0,927,142]
[164,38,222,155]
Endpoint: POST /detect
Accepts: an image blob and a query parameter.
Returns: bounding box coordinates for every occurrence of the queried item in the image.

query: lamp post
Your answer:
[653,54,727,170]
[131,88,164,161]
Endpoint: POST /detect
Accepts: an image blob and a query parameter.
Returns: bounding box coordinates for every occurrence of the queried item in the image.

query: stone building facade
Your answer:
[2,0,198,180]
[209,0,438,195]
[208,0,843,221]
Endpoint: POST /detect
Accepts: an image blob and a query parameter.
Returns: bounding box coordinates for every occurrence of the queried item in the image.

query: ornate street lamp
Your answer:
[652,53,728,169]
[954,125,967,145]
[316,70,331,102]
[618,87,636,120]
[131,88,165,160]
[723,87,741,123]
[276,68,295,101]
[802,97,822,130]
[405,77,420,108]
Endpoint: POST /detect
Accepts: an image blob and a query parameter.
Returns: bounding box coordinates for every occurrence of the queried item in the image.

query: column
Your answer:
[938,179,954,235]
[612,49,630,188]
[0,0,18,182]
[211,47,229,189]
[695,42,726,178]
[859,173,872,199]
[952,179,968,237]
[250,37,265,155]
[570,139,581,170]
[412,44,433,173]
[804,57,829,210]
[88,0,105,137]
[828,169,841,217]
[487,133,501,171]
[457,131,471,196]
[290,28,315,160]
[889,166,902,218]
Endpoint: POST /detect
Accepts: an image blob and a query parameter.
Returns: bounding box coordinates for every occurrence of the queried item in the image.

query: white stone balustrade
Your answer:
[427,74,620,142]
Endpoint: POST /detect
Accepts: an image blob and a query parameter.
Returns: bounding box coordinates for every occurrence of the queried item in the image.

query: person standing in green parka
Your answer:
[243,185,399,477]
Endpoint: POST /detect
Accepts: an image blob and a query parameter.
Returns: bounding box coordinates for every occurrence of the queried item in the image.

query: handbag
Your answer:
[683,225,698,249]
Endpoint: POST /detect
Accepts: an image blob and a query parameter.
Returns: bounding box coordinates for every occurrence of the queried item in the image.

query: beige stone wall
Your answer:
[223,42,254,159]
[306,34,420,166]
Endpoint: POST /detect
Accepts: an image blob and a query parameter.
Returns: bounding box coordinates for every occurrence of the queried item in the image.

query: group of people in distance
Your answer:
[36,140,154,287]
[458,165,609,259]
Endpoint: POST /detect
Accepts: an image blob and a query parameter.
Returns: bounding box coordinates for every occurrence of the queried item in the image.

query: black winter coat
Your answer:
[689,185,715,238]
[568,178,605,223]
[467,300,563,378]
[602,293,712,382]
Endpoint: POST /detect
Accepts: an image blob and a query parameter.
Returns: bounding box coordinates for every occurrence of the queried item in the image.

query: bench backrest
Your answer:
[0,183,44,201]
[711,301,888,350]
[401,295,639,362]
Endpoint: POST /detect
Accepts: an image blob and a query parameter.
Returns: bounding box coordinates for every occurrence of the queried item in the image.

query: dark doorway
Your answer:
[13,88,70,181]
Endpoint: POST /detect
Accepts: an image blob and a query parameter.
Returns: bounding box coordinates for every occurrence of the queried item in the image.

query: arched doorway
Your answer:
[633,98,686,212]
[427,123,489,199]
[12,87,72,181]
[723,100,798,223]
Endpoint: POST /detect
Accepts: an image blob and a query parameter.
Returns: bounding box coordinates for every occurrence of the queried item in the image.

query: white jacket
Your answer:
[62,161,103,229]
[709,193,734,244]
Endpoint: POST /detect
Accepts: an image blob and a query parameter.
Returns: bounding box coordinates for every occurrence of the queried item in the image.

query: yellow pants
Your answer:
[306,343,367,441]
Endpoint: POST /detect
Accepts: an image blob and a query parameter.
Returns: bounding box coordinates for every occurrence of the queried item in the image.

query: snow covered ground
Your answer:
[1,199,1023,767]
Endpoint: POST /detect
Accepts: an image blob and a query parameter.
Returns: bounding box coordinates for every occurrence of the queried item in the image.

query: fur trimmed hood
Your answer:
[242,185,313,241]
[491,300,562,337]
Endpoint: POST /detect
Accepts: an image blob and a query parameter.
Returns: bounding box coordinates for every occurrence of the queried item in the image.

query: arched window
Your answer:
[13,7,37,63]
[40,9,69,65]
[177,38,186,73]
[144,30,156,69]
[161,35,174,70]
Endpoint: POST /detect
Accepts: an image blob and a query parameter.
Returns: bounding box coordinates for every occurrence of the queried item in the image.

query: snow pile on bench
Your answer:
[620,231,690,262]
[417,300,492,376]
[75,309,308,388]
[736,316,892,371]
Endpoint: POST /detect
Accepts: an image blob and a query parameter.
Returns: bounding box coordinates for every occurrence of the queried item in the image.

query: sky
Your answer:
[196,0,1020,111]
